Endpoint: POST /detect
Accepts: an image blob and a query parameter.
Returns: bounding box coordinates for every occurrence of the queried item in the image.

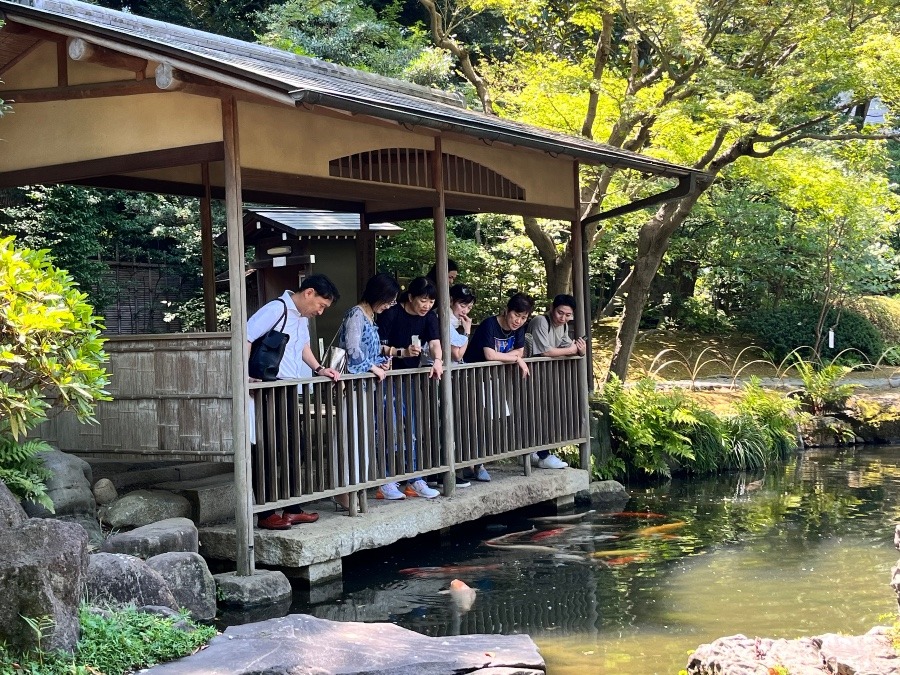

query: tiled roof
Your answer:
[1,0,704,179]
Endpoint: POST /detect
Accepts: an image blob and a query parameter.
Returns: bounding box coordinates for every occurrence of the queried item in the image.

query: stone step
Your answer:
[153,474,236,526]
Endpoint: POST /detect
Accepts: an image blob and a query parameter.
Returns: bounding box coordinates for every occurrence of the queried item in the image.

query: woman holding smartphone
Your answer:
[376,276,443,500]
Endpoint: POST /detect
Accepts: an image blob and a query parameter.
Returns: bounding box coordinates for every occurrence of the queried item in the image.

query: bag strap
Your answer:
[325,311,352,353]
[271,298,288,333]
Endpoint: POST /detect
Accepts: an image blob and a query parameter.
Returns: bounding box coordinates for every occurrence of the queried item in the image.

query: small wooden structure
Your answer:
[0,0,705,575]
[230,208,401,343]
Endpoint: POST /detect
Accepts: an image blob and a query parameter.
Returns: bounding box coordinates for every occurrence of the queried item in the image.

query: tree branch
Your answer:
[418,0,495,115]
[581,12,615,139]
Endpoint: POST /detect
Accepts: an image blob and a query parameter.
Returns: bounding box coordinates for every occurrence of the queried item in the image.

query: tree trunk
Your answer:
[522,216,573,297]
[607,192,704,380]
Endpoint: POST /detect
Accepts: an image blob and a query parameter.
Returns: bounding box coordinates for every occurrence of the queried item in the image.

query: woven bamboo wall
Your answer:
[34,333,234,461]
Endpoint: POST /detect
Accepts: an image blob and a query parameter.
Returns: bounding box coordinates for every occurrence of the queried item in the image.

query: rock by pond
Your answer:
[143,613,545,675]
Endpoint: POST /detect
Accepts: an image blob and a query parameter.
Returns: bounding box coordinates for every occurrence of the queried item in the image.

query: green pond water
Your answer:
[285,446,900,674]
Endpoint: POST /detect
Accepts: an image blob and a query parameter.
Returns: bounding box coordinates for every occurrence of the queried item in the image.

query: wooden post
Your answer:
[432,138,456,495]
[222,96,254,575]
[200,162,217,332]
[571,160,592,472]
[356,214,374,298]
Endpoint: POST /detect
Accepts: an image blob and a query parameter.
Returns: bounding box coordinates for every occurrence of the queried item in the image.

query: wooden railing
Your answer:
[248,356,586,513]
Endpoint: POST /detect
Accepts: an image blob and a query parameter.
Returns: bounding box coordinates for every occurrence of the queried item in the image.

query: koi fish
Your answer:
[530,510,596,524]
[530,526,574,542]
[604,511,667,519]
[438,578,476,613]
[635,521,686,537]
[483,528,536,547]
[399,564,501,576]
[592,548,646,558]
[603,553,649,566]
[484,542,560,554]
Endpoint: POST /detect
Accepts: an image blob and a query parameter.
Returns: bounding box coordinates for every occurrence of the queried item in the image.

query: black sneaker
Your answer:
[453,475,471,488]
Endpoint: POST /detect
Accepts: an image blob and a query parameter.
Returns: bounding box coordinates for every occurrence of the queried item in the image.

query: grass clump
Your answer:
[0,605,217,675]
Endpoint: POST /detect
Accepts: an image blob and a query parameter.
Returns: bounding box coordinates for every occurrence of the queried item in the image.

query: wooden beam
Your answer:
[443,191,577,221]
[67,37,147,75]
[56,40,67,87]
[1,79,161,103]
[0,142,225,188]
[242,167,438,206]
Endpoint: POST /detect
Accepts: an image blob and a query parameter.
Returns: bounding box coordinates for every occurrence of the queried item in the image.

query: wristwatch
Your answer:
[313,365,324,375]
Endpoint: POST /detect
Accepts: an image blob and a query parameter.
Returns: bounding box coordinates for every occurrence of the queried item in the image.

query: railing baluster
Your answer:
[314,382,325,493]
[301,382,313,495]
[288,385,301,497]
[277,386,289,500]
[252,390,265,504]
[264,388,277,502]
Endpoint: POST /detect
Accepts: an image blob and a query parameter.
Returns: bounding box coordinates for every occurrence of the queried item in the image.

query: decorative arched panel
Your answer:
[329,148,525,201]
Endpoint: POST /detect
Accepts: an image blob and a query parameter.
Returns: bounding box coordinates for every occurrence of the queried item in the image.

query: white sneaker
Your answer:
[537,454,568,469]
[530,452,541,466]
[376,482,406,500]
[405,478,440,499]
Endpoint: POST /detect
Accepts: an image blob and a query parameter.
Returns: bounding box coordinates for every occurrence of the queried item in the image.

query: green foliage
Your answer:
[674,297,734,334]
[599,377,697,478]
[257,0,453,87]
[790,358,858,416]
[735,378,806,459]
[849,296,900,350]
[0,187,227,333]
[0,605,217,675]
[376,215,545,320]
[0,437,54,511]
[0,236,111,441]
[598,377,802,479]
[744,302,885,365]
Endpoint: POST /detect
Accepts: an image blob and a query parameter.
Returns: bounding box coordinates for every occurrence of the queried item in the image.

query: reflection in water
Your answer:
[278,446,900,674]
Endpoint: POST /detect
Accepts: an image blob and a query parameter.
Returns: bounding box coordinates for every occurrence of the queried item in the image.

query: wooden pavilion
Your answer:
[0,0,705,575]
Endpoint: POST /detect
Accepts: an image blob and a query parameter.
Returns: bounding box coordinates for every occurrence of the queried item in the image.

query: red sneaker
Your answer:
[282,510,319,525]
[257,513,292,530]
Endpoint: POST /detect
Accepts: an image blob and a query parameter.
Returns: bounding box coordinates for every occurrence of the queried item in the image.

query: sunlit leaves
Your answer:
[0,236,110,441]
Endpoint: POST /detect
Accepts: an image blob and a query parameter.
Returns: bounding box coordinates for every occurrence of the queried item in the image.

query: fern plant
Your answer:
[790,357,858,415]
[0,436,54,511]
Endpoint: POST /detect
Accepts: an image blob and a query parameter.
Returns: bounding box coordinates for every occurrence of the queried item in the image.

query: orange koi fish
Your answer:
[531,526,574,542]
[635,521,687,536]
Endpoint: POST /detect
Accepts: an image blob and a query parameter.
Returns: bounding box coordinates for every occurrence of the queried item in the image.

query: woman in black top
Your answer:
[374,277,444,500]
[376,277,444,379]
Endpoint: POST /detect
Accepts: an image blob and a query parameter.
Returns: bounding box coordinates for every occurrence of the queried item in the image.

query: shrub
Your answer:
[0,605,217,675]
[848,296,900,361]
[598,376,803,480]
[676,297,734,334]
[0,236,110,505]
[790,359,858,415]
[743,301,884,364]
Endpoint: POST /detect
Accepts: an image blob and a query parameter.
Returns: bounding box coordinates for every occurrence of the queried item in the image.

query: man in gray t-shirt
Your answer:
[525,294,586,469]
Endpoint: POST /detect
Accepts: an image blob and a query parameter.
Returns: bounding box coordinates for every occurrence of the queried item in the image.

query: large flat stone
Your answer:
[200,466,589,568]
[142,613,545,674]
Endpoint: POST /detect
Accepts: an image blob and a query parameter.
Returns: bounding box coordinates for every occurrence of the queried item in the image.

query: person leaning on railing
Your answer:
[334,273,399,510]
[246,274,342,530]
[524,294,586,470]
[447,283,491,483]
[463,292,535,479]
[375,276,444,500]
